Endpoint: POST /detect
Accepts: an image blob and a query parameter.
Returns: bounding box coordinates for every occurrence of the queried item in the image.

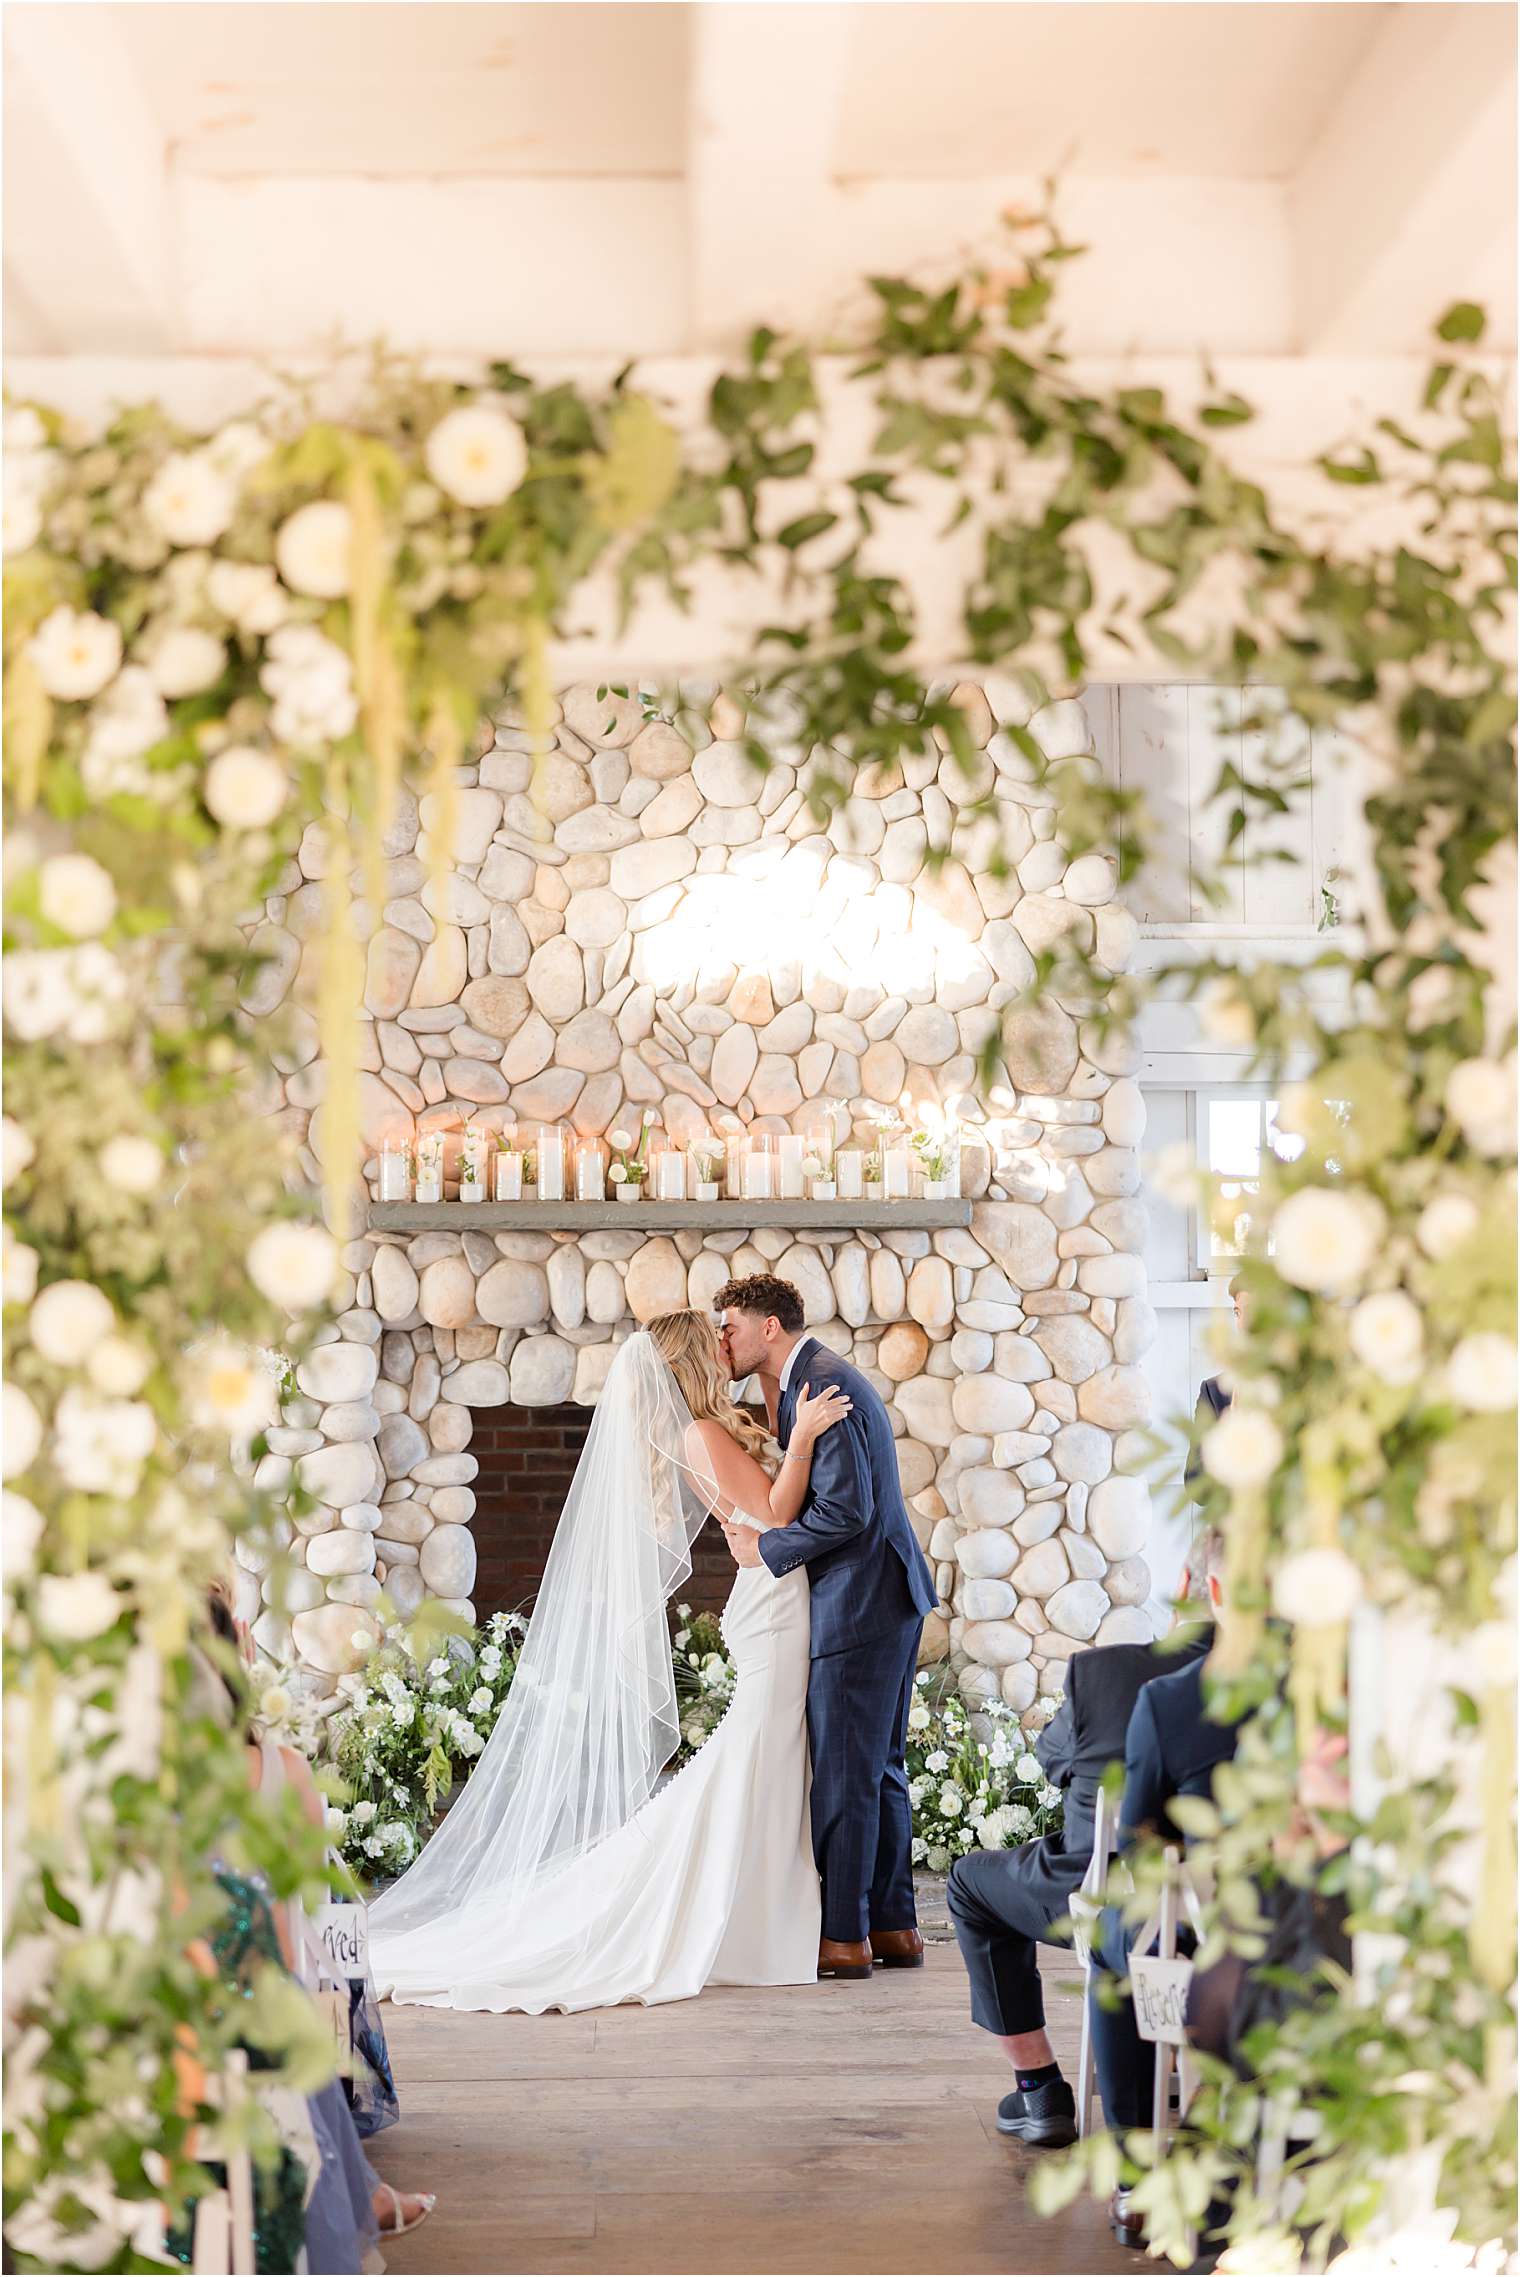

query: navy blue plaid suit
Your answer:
[757,1338,937,1943]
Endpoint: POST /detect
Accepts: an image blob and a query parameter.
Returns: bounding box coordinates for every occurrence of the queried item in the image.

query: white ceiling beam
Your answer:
[1289,3,1517,354]
[3,2,178,353]
[686,1,854,351]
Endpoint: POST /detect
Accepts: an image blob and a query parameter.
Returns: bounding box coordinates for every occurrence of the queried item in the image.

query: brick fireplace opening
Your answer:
[468,1404,740,1626]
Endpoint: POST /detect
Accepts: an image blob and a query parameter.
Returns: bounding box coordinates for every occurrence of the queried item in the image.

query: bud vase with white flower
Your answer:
[459,1125,488,1203]
[911,1127,956,1201]
[608,1110,657,1200]
[690,1138,723,1203]
[804,1152,837,1201]
[415,1130,445,1204]
[863,1149,885,1203]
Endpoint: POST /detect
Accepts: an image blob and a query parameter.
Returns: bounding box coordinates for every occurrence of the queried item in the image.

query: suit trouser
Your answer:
[806,1615,923,1944]
[1089,1906,1156,2131]
[945,1850,1058,2036]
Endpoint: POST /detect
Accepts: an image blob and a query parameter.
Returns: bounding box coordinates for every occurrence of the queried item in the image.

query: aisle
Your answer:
[370,1935,1135,2275]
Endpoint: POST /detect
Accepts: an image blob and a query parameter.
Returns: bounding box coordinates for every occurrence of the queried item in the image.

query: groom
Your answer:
[715,1274,938,1980]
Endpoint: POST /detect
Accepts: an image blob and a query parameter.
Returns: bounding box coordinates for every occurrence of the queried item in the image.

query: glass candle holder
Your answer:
[574,1137,607,1202]
[724,1133,748,1199]
[836,1148,864,1201]
[742,1135,775,1200]
[536,1126,566,1203]
[651,1135,688,1201]
[378,1136,411,1202]
[415,1131,445,1205]
[776,1133,806,1200]
[459,1126,489,1202]
[493,1144,523,1201]
[884,1141,913,1200]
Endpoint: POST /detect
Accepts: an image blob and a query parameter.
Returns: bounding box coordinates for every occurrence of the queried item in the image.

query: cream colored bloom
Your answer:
[425,404,529,508]
[28,606,122,701]
[1446,1333,1517,1413]
[1202,1405,1283,1490]
[1,1117,35,1188]
[1271,1546,1363,1626]
[100,1135,163,1195]
[34,1569,122,1642]
[1417,1193,1480,1259]
[1348,1290,1423,1384]
[29,1279,115,1366]
[81,666,172,795]
[3,465,43,556]
[2,1384,43,1479]
[207,559,288,635]
[275,499,352,598]
[247,1221,338,1310]
[3,1227,38,1307]
[207,420,272,481]
[204,744,287,829]
[52,1387,157,1493]
[88,1336,152,1397]
[38,852,116,938]
[259,623,358,746]
[1198,977,1256,1047]
[1471,1620,1516,1690]
[1446,1056,1516,1159]
[143,450,237,547]
[148,627,227,698]
[1272,1186,1384,1295]
[190,1339,277,1437]
[2,1490,44,1575]
[260,1683,293,1724]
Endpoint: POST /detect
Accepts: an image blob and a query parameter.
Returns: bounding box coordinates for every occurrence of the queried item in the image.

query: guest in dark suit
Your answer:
[715,1274,937,1980]
[945,1620,1210,2144]
[1184,1274,1248,1491]
[1091,1526,1242,2249]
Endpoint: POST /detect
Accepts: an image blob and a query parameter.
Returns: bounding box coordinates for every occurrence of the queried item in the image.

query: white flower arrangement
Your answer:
[906,1673,1063,1868]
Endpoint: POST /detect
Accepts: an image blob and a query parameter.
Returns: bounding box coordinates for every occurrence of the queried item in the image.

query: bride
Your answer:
[368,1309,849,2014]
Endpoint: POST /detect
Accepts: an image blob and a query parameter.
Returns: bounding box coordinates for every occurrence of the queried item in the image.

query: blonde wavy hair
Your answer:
[647,1309,778,1476]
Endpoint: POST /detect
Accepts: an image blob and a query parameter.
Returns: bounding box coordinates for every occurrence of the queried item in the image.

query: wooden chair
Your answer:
[190,2049,256,2276]
[1069,1783,1119,2140]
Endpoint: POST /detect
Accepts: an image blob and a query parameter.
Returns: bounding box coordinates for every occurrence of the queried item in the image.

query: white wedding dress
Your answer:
[369,1335,820,2015]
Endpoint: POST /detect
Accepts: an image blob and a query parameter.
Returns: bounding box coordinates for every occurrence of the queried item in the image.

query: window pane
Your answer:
[1207,1098,1263,1178]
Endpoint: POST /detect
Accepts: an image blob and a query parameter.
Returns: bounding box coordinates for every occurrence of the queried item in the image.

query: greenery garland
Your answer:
[3,215,1513,2269]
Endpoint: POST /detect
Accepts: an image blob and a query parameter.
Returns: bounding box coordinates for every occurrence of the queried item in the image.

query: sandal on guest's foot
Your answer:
[374,2183,437,2238]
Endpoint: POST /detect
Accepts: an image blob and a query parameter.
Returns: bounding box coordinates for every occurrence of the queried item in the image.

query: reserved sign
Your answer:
[1130,1954,1193,2045]
[313,1902,368,1980]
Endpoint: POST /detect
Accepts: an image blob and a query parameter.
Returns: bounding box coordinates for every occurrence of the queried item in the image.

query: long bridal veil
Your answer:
[368,1332,719,1989]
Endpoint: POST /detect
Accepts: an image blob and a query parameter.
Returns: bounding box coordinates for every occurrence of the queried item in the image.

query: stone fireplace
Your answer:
[246,678,1157,1727]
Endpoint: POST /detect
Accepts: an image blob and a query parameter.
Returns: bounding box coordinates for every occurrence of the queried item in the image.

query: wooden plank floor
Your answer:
[370,1924,1132,2276]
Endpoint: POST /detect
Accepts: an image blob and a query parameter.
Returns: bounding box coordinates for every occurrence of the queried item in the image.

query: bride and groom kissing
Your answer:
[370,1273,938,2014]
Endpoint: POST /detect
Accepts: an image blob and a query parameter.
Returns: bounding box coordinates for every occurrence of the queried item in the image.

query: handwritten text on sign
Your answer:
[314,1903,368,1979]
[1130,1955,1193,2045]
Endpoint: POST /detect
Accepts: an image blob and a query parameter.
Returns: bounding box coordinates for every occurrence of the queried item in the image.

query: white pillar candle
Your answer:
[494,1149,523,1201]
[654,1149,688,1201]
[743,1147,773,1200]
[725,1135,747,1196]
[836,1149,864,1201]
[777,1134,806,1200]
[537,1128,565,1202]
[378,1140,410,1202]
[884,1144,912,1199]
[575,1145,605,1202]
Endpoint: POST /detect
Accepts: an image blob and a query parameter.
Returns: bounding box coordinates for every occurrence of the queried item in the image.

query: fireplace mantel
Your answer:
[367,1199,974,1234]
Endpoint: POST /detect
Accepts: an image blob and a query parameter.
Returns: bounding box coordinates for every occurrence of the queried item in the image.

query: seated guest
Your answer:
[1089,1527,1241,2249]
[1184,1275,1248,1491]
[946,1600,1212,2146]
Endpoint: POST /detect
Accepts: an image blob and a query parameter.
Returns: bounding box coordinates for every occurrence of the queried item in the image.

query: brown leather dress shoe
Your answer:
[1108,2187,1146,2251]
[869,1928,925,1968]
[817,1937,873,1979]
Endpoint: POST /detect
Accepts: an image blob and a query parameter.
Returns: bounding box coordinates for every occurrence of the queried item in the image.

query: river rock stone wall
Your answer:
[244,680,1157,1721]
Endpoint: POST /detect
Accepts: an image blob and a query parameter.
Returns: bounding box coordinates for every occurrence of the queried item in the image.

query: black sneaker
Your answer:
[995,2075,1077,2146]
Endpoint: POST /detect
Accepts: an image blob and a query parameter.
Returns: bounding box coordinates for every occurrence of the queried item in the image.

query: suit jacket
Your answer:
[1184,1374,1232,1490]
[975,1636,1210,1938]
[756,1337,936,1656]
[1118,1633,1240,1851]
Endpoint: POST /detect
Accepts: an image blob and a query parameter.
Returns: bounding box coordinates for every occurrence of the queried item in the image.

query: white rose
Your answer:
[275,499,352,598]
[425,404,529,508]
[3,1227,39,1307]
[1417,1193,1480,1260]
[204,744,287,830]
[12,944,131,1046]
[190,1340,278,1437]
[148,627,227,699]
[2,1490,44,1575]
[3,466,43,557]
[29,1279,115,1365]
[1271,1547,1363,1627]
[206,421,272,482]
[907,1703,931,1731]
[1446,1333,1517,1413]
[1272,1186,1385,1295]
[259,1684,292,1724]
[143,450,237,547]
[37,852,116,938]
[81,668,173,798]
[101,1135,163,1195]
[247,1221,338,1310]
[207,559,288,636]
[1202,1405,1284,1490]
[28,607,122,701]
[1347,1290,1424,1384]
[89,1336,152,1397]
[1015,1754,1043,1784]
[1199,978,1257,1047]
[939,1781,964,1817]
[2,1385,43,1480]
[259,623,358,746]
[34,1569,122,1642]
[52,1387,157,1494]
[1,1118,35,1188]
[1446,1057,1516,1159]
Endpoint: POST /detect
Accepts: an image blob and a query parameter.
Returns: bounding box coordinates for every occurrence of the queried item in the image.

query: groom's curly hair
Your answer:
[713,1273,805,1333]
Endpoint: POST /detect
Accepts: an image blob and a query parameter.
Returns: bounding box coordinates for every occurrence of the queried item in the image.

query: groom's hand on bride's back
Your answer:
[720,1518,763,1568]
